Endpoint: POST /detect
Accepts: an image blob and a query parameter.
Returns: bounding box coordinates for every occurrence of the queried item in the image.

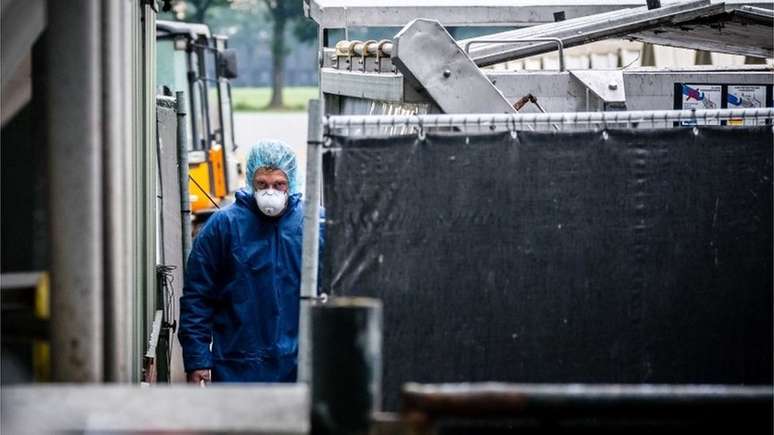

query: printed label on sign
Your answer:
[681,84,722,125]
[727,85,766,125]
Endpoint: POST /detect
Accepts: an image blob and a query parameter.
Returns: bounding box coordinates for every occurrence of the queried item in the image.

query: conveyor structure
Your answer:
[308,0,773,119]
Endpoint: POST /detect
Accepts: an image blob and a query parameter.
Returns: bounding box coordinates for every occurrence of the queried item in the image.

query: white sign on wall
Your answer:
[727,85,767,125]
[681,84,722,125]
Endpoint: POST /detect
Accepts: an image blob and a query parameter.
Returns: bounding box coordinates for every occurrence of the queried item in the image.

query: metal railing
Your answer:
[464,38,566,71]
[324,108,774,136]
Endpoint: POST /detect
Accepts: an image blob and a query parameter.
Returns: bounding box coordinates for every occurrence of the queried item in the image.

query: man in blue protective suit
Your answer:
[179,140,314,384]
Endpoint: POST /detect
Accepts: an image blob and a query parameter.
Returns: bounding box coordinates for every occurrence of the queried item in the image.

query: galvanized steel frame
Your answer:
[299,100,324,385]
[319,66,774,113]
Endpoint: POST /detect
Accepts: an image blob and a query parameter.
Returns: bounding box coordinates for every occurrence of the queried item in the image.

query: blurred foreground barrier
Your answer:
[400,383,774,434]
[1,384,309,434]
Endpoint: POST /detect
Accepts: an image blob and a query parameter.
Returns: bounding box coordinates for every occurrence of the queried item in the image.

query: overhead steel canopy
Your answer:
[305,0,773,28]
[461,0,773,65]
[628,5,774,58]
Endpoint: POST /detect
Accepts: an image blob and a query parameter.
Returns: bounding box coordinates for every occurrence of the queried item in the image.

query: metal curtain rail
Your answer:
[324,108,774,132]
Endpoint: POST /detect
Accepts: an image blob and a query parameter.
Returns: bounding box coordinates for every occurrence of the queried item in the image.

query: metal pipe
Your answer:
[353,40,378,57]
[335,39,393,58]
[298,99,323,384]
[301,99,322,299]
[334,40,348,56]
[464,38,565,71]
[365,41,379,56]
[187,50,203,150]
[176,91,192,264]
[48,0,104,382]
[102,0,131,382]
[335,40,360,57]
[124,0,140,383]
[353,41,366,56]
[324,108,774,131]
[378,40,393,57]
[142,1,159,367]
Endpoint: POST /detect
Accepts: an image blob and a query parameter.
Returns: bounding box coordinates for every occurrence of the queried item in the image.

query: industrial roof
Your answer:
[460,0,773,65]
[305,0,774,27]
[628,5,773,58]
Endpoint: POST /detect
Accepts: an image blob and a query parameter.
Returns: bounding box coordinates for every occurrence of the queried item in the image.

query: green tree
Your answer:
[175,0,317,109]
[263,0,316,108]
[178,0,233,23]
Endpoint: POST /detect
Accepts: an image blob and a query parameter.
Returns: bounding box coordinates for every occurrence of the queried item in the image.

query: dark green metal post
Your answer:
[312,297,382,435]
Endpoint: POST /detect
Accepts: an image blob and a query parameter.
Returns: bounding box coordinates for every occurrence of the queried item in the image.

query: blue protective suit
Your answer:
[179,188,311,382]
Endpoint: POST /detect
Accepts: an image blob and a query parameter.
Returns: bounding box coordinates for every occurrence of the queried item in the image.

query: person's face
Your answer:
[253,168,289,192]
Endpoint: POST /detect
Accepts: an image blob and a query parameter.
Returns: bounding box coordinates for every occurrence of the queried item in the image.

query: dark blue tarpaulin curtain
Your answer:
[322,126,773,410]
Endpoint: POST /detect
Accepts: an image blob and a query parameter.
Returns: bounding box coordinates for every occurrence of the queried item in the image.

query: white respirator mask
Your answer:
[254,188,288,217]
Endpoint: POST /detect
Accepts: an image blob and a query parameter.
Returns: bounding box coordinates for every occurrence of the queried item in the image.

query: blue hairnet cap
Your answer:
[245,140,299,194]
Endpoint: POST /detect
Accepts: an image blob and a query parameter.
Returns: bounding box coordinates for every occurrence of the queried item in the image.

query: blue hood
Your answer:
[244,140,300,194]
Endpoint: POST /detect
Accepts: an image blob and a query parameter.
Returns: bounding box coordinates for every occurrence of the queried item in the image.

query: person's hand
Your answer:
[187,369,211,386]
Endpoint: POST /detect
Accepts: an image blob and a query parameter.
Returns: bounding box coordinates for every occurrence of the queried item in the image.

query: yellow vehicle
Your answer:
[156,20,241,223]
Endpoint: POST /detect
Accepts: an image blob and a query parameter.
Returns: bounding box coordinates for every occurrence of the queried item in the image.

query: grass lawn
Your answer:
[232,86,318,112]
